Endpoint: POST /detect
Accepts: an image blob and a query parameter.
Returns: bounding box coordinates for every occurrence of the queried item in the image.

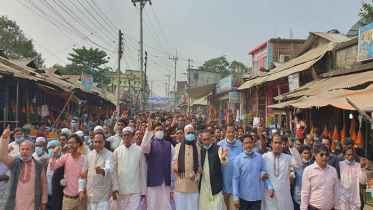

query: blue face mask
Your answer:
[345,159,355,165]
[198,141,204,148]
[105,133,111,138]
[186,134,195,142]
[84,136,89,141]
[19,156,32,162]
[244,149,254,155]
[203,143,213,150]
[48,149,54,157]
[15,136,25,143]
[35,147,43,156]
[89,138,94,143]
[116,131,123,136]
[302,158,310,164]
[71,123,77,128]
[314,137,319,141]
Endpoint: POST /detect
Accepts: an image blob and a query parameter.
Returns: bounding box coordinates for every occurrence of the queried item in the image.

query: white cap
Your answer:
[36,137,46,143]
[94,126,104,132]
[122,127,133,134]
[61,128,71,135]
[184,124,193,132]
[75,131,84,137]
[272,129,278,133]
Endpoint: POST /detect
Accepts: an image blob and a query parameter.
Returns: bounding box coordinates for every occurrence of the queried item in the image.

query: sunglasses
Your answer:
[318,153,330,157]
[186,132,194,135]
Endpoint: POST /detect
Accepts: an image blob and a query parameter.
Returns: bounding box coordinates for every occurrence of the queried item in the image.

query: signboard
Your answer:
[288,73,300,92]
[216,75,233,94]
[148,97,169,104]
[229,92,241,103]
[81,74,93,92]
[358,22,373,62]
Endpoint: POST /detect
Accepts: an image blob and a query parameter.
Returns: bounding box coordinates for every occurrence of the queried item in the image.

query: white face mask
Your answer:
[155,131,164,140]
[226,138,236,144]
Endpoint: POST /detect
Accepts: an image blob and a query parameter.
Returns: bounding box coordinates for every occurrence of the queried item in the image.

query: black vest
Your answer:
[199,143,223,195]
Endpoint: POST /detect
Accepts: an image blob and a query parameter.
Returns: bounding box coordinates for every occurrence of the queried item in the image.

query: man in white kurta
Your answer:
[339,146,367,210]
[199,130,228,210]
[262,135,302,210]
[78,132,114,210]
[111,127,146,210]
[141,118,176,210]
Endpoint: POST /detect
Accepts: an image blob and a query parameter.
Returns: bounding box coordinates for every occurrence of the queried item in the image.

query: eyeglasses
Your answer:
[318,153,330,157]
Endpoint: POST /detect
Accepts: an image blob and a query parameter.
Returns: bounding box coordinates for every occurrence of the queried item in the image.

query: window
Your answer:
[194,73,198,79]
[134,81,137,84]
[253,61,260,76]
[263,56,268,69]
[120,81,122,84]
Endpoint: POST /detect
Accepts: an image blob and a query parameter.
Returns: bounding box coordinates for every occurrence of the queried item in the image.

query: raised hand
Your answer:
[287,137,294,148]
[53,147,61,159]
[171,114,179,127]
[1,125,12,142]
[361,158,368,168]
[120,110,128,120]
[95,166,105,176]
[112,110,118,118]
[147,114,153,131]
[221,148,229,160]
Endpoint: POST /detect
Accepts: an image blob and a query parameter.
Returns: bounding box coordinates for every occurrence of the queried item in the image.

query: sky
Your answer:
[0,0,363,97]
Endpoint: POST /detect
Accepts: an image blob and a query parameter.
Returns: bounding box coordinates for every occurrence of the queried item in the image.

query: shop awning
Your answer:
[267,98,304,109]
[192,97,208,106]
[238,42,335,91]
[186,83,216,99]
[275,70,373,101]
[290,85,373,110]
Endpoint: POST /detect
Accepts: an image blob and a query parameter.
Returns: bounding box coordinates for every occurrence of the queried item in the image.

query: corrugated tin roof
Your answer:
[238,43,334,90]
[191,97,208,106]
[186,83,216,99]
[310,32,351,43]
[275,70,373,101]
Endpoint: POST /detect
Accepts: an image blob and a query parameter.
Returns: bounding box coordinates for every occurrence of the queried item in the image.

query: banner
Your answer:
[81,74,93,92]
[358,22,373,62]
[228,91,240,103]
[288,73,300,92]
[216,75,233,94]
[148,97,169,104]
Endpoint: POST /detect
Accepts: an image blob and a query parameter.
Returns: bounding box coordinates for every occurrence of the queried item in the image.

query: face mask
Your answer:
[19,156,32,162]
[15,136,24,143]
[105,133,111,138]
[62,144,68,149]
[226,138,236,144]
[345,159,355,165]
[71,123,77,128]
[155,131,164,140]
[35,147,43,156]
[295,118,299,123]
[314,137,319,141]
[84,136,89,141]
[302,158,310,164]
[244,149,254,155]
[116,131,123,136]
[203,143,213,150]
[89,138,94,143]
[198,141,204,148]
[186,134,195,142]
[48,149,54,157]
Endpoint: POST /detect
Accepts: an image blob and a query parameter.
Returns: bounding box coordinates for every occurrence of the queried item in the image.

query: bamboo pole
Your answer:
[50,92,75,129]
[15,80,19,127]
[346,98,373,124]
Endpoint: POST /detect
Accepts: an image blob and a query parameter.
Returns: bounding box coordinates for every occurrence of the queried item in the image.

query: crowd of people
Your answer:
[0,110,370,210]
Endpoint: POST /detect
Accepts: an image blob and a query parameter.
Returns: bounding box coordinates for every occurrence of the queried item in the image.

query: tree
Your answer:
[230,60,250,76]
[0,15,44,67]
[203,56,230,78]
[55,46,111,85]
[359,1,373,25]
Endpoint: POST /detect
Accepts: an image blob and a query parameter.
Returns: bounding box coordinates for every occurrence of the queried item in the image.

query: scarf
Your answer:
[178,139,198,179]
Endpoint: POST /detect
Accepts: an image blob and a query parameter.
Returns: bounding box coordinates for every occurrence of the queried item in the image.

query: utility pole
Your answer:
[144,51,148,111]
[187,58,193,115]
[169,50,178,110]
[151,81,153,97]
[117,30,123,111]
[133,0,149,112]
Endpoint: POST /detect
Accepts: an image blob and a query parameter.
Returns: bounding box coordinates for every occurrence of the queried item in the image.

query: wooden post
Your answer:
[346,98,373,124]
[50,93,75,129]
[15,80,19,127]
[26,87,30,123]
[310,66,318,80]
[277,81,282,128]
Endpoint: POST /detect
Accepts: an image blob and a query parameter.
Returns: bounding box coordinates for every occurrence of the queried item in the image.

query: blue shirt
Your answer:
[217,139,243,194]
[293,162,312,205]
[233,152,273,202]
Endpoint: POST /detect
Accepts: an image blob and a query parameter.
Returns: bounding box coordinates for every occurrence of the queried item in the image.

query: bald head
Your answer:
[305,134,314,146]
[20,140,34,150]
